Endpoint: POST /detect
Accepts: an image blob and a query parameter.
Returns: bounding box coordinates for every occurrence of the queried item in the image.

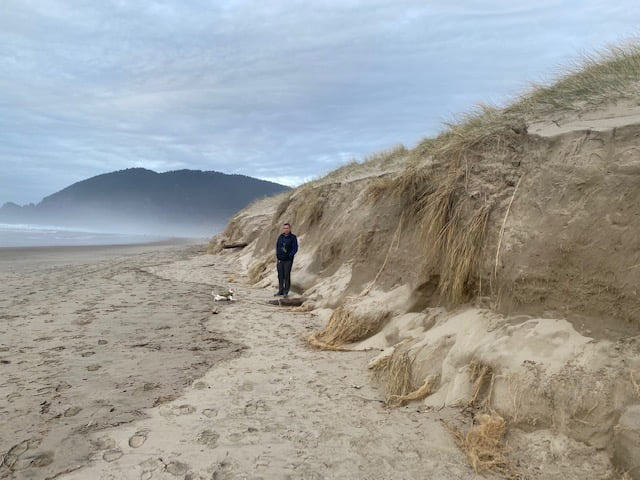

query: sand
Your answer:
[1,244,472,480]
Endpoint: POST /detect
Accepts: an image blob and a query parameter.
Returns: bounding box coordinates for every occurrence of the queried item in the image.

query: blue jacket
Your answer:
[276,233,298,261]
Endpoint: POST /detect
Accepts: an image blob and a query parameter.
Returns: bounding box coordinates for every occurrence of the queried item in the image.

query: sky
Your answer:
[1,1,639,205]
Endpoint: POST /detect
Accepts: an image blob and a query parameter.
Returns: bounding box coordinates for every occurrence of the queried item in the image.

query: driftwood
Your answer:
[268,297,306,307]
[222,242,248,249]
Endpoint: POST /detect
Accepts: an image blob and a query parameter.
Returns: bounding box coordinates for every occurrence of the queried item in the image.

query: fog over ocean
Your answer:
[0,223,168,247]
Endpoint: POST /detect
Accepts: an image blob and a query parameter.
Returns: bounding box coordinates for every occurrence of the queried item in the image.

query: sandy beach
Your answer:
[0,243,242,479]
[1,243,472,480]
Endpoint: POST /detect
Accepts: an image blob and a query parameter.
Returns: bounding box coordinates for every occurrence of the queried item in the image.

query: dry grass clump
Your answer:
[308,306,389,350]
[446,360,514,475]
[370,344,438,406]
[450,412,510,475]
[469,359,496,407]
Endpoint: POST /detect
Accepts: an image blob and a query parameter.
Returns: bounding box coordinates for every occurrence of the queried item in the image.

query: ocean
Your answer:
[0,223,167,248]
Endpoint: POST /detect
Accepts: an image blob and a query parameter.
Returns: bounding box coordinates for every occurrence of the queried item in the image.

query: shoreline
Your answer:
[0,237,207,253]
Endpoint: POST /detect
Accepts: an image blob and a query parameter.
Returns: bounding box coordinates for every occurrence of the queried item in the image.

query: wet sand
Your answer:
[0,243,240,479]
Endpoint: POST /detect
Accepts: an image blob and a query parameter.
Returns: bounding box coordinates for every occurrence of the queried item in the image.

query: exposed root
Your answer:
[493,175,523,281]
[449,412,510,475]
[361,212,404,297]
[367,352,392,372]
[307,335,362,352]
[370,342,437,405]
[291,301,315,313]
[469,360,495,407]
[307,306,389,350]
[387,374,439,407]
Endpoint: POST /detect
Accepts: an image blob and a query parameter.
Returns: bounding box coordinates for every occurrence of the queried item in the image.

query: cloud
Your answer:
[1,0,640,204]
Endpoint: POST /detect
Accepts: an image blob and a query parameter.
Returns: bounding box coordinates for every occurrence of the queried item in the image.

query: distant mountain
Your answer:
[0,168,289,236]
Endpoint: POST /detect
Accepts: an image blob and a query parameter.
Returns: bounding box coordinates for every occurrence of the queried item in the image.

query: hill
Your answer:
[0,168,289,236]
[209,44,640,478]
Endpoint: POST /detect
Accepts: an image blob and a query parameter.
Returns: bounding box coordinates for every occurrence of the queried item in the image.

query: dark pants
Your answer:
[277,259,293,295]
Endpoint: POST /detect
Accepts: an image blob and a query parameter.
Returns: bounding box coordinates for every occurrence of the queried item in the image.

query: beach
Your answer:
[1,243,469,480]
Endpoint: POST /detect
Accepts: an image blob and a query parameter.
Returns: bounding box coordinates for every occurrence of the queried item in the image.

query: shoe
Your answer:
[283,293,288,298]
[274,292,283,297]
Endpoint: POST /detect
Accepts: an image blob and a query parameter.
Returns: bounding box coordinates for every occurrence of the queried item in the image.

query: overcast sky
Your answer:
[1,1,639,205]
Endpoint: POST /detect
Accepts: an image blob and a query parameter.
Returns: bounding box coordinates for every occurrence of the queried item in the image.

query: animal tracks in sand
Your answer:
[202,407,218,418]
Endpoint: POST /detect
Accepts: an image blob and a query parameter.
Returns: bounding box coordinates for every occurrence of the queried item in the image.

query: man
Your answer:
[275,222,298,298]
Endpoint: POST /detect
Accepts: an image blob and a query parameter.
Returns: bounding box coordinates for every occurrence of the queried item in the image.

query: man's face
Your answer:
[282,224,291,235]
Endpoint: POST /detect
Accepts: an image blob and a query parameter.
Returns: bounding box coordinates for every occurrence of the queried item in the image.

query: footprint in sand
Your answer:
[139,457,164,477]
[81,351,95,357]
[202,408,218,418]
[244,400,268,416]
[239,381,254,392]
[64,406,82,417]
[211,457,236,480]
[87,364,101,371]
[166,460,189,476]
[91,436,116,451]
[129,431,147,448]
[2,439,41,470]
[7,392,22,402]
[30,451,54,468]
[196,430,219,449]
[102,448,123,462]
[55,382,72,392]
[160,404,196,417]
[175,404,196,415]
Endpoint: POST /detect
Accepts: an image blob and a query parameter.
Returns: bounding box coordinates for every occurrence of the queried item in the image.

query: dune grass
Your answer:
[308,306,389,350]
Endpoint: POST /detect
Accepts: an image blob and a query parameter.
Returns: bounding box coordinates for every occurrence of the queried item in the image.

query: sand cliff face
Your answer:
[210,101,640,475]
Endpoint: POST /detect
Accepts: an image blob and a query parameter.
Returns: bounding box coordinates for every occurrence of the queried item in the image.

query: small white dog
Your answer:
[212,287,236,302]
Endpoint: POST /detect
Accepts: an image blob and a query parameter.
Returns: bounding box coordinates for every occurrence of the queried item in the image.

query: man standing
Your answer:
[275,222,298,298]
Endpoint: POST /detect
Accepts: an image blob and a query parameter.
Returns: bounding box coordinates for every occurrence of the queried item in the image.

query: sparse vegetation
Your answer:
[369,343,439,406]
[511,42,640,116]
[449,412,511,475]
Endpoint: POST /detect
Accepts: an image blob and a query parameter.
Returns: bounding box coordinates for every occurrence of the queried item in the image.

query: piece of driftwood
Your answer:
[268,297,306,307]
[222,242,248,249]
